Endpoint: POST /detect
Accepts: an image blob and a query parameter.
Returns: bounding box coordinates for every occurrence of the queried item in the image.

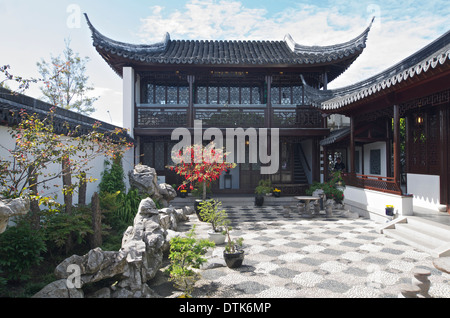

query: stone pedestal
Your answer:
[398,283,421,298]
[313,202,321,216]
[412,268,431,298]
[325,205,333,218]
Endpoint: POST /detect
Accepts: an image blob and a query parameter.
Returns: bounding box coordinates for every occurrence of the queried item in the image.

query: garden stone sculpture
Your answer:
[34,197,177,298]
[0,196,30,234]
[128,164,177,207]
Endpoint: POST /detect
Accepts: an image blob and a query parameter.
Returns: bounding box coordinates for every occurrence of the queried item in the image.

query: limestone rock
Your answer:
[128,165,177,207]
[158,183,177,202]
[36,196,169,298]
[183,206,195,215]
[33,167,190,298]
[0,197,30,233]
[54,248,127,286]
[128,164,159,197]
[32,279,84,298]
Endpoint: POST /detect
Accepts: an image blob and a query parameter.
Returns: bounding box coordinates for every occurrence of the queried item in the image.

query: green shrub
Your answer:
[98,157,125,194]
[100,188,144,251]
[0,222,46,282]
[306,172,344,204]
[255,179,273,195]
[42,207,93,254]
[115,189,142,224]
[166,226,215,297]
[198,199,229,232]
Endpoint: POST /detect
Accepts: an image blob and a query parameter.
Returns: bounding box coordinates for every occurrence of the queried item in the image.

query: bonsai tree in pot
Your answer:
[167,142,236,216]
[166,225,215,298]
[254,179,273,206]
[198,199,229,244]
[223,225,244,268]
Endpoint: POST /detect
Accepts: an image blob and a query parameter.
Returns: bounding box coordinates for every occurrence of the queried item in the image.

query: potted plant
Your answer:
[273,188,281,197]
[167,143,236,215]
[192,183,213,219]
[198,199,228,244]
[166,225,215,298]
[385,205,394,216]
[254,179,273,206]
[223,225,244,268]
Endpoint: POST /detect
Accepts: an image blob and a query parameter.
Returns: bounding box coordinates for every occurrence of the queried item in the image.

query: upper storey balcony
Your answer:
[135,78,324,130]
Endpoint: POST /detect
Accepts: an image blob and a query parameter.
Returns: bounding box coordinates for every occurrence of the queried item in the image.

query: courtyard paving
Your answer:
[151,205,450,298]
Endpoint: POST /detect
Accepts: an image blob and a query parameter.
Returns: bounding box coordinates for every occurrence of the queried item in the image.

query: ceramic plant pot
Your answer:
[255,196,264,206]
[207,230,226,245]
[223,250,245,268]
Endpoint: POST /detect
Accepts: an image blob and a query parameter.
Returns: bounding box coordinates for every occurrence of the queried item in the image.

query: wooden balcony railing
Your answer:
[195,104,266,128]
[136,105,188,128]
[342,173,403,196]
[136,104,323,129]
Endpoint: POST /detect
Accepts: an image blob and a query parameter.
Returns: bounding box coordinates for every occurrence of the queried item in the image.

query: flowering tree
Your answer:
[0,107,133,213]
[1,64,133,212]
[168,143,236,200]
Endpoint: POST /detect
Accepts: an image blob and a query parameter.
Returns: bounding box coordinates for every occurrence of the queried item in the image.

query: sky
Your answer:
[0,0,449,127]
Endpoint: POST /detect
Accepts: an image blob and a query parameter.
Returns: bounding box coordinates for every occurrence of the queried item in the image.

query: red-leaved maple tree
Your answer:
[168,143,236,200]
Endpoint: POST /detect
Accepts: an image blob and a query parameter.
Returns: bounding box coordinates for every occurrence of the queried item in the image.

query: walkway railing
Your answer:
[135,104,323,129]
[342,173,403,196]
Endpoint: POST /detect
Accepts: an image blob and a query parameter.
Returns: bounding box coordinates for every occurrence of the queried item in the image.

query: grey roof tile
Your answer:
[85,13,372,70]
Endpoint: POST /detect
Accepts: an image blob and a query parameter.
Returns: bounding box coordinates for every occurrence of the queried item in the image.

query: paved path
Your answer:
[152,205,450,298]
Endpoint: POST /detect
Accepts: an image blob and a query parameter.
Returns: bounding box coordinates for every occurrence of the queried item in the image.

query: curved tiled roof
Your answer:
[312,30,450,111]
[85,13,372,73]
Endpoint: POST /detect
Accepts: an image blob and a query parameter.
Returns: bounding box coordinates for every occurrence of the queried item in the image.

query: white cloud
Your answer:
[136,0,448,89]
[138,0,267,41]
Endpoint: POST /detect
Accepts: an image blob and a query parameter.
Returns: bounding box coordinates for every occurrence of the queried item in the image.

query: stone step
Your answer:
[380,217,450,258]
[396,217,450,246]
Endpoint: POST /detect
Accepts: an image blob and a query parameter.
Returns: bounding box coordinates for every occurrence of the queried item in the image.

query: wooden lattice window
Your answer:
[408,107,440,175]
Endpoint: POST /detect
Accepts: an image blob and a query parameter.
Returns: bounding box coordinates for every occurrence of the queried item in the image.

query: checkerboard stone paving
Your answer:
[160,205,450,298]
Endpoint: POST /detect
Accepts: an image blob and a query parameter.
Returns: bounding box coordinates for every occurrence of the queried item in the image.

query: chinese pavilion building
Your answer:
[309,29,450,220]
[85,14,374,194]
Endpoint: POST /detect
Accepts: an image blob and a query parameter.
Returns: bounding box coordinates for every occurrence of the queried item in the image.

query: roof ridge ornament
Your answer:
[84,13,169,53]
[285,16,375,54]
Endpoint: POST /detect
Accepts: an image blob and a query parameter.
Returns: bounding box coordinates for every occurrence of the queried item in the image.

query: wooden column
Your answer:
[350,116,355,174]
[405,113,413,193]
[439,105,449,210]
[386,118,392,177]
[323,146,329,182]
[312,138,320,183]
[393,104,401,185]
[187,75,195,127]
[323,71,328,90]
[265,75,272,128]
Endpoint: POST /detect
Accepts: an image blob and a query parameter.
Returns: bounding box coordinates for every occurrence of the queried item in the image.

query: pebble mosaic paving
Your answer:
[156,205,450,298]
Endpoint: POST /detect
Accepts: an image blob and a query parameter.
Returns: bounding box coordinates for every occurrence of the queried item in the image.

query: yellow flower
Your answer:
[274,188,281,192]
[386,205,394,208]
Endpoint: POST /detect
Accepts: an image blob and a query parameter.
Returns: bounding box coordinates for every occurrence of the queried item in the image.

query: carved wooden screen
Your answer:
[408,107,440,175]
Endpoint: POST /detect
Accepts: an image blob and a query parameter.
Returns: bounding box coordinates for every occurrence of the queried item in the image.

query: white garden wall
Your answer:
[344,185,413,223]
[0,125,134,207]
[406,173,441,210]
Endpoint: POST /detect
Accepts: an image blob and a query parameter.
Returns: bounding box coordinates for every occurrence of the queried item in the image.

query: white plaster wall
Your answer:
[363,141,386,176]
[0,125,133,207]
[344,185,413,223]
[123,66,135,138]
[407,173,440,210]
